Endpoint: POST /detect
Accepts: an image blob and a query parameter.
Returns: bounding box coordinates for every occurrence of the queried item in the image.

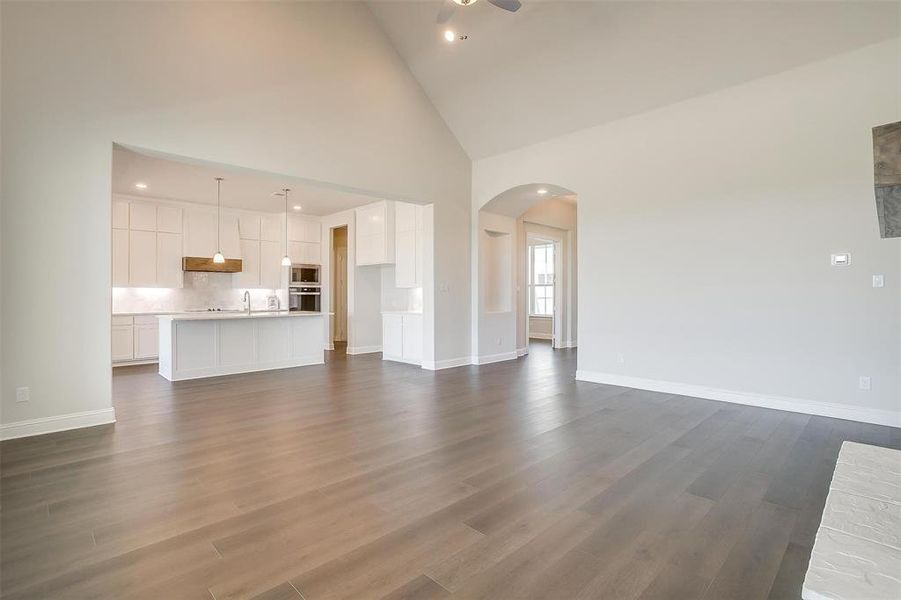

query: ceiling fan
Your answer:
[437,0,522,24]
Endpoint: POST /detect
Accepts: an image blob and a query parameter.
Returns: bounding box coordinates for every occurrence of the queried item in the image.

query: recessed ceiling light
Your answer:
[537,188,548,195]
[135,182,148,190]
[293,205,302,211]
[444,29,456,42]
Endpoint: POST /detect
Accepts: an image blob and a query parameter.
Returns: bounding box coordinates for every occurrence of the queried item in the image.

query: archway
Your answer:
[472,183,578,364]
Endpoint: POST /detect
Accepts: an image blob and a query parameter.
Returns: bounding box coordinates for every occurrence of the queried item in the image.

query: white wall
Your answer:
[474,39,901,426]
[0,2,470,432]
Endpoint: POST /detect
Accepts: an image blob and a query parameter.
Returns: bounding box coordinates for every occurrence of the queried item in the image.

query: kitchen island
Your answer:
[158,311,325,381]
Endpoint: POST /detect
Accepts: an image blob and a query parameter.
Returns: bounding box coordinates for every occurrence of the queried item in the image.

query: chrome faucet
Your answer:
[243,291,251,315]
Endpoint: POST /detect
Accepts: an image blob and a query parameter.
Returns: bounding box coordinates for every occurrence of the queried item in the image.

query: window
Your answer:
[529,242,555,316]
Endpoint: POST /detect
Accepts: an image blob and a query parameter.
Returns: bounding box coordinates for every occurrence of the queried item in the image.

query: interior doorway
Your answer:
[526,235,558,347]
[331,226,348,352]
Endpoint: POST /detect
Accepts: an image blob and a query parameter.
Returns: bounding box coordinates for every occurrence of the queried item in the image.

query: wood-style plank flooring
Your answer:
[1,341,898,599]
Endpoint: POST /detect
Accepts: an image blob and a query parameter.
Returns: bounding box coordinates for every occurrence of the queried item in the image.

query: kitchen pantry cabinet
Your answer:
[381,312,422,365]
[394,202,423,288]
[355,201,395,266]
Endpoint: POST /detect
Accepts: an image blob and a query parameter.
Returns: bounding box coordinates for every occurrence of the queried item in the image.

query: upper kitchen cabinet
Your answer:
[287,215,322,264]
[129,202,157,231]
[260,214,283,242]
[112,198,184,288]
[112,201,129,229]
[394,202,423,288]
[355,201,395,266]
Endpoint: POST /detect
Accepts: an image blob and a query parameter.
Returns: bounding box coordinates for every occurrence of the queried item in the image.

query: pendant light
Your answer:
[212,177,225,264]
[281,188,292,267]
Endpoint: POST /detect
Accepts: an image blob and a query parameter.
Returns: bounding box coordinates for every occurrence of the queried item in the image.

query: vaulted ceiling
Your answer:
[368,1,900,160]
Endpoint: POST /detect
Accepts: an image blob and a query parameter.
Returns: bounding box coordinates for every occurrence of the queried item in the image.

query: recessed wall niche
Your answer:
[482,229,512,313]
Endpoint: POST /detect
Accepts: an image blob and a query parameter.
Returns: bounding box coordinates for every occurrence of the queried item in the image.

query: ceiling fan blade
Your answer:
[487,0,522,12]
[437,0,457,24]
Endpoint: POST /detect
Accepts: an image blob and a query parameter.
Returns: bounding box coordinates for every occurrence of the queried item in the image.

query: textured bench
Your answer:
[802,441,901,600]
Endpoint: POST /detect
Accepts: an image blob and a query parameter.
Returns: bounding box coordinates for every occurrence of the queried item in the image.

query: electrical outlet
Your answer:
[496,337,502,346]
[616,353,625,364]
[873,274,885,288]
[16,387,29,403]
[859,376,871,391]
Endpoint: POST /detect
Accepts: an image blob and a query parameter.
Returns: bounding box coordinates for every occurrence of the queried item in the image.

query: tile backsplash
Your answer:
[113,272,286,314]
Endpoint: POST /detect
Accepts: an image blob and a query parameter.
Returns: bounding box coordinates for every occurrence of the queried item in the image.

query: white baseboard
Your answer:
[421,356,472,371]
[113,358,158,367]
[557,340,578,349]
[575,370,901,428]
[0,407,117,441]
[383,355,422,366]
[528,333,553,340]
[472,351,519,365]
[346,345,382,355]
[325,342,335,351]
[516,346,528,357]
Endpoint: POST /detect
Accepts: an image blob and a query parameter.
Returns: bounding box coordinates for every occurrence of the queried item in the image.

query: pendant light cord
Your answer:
[284,188,289,249]
[216,177,223,253]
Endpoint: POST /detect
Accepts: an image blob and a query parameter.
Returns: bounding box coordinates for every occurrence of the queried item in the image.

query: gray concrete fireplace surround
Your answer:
[873,120,901,238]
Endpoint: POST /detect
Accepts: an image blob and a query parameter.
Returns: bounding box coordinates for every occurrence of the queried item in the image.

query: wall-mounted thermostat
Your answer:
[830,253,851,266]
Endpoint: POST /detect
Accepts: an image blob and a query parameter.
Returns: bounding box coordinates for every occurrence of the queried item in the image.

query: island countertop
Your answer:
[159,311,325,322]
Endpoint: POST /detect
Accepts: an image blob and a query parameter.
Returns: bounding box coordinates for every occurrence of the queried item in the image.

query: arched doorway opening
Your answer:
[473,183,578,364]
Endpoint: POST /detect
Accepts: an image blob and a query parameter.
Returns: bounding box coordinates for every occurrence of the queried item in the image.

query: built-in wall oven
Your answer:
[289,286,321,312]
[290,265,320,286]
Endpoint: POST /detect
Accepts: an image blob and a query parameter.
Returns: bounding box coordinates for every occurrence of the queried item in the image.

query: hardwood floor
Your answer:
[1,341,898,599]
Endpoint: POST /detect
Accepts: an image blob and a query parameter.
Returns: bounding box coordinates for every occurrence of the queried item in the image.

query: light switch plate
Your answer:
[859,376,871,391]
[831,253,851,266]
[16,387,29,403]
[873,274,885,288]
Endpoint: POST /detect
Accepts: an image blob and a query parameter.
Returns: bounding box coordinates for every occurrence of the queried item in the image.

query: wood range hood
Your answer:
[182,257,243,273]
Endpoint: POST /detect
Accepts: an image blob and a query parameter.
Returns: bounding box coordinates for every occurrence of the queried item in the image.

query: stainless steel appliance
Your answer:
[289,286,321,312]
[290,265,320,285]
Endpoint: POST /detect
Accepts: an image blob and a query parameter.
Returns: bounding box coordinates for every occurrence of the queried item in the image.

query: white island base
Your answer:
[158,312,325,381]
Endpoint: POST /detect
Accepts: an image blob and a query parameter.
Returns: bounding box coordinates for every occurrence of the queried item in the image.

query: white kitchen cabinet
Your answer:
[394,202,423,288]
[288,241,321,265]
[129,203,157,232]
[156,232,184,288]
[288,215,321,243]
[355,201,394,265]
[381,312,422,365]
[112,228,129,287]
[260,214,282,241]
[111,317,135,362]
[234,239,261,288]
[260,241,283,289]
[239,214,261,240]
[401,313,423,363]
[156,206,183,234]
[129,230,157,287]
[133,316,159,359]
[183,208,217,258]
[112,201,129,229]
[221,213,242,259]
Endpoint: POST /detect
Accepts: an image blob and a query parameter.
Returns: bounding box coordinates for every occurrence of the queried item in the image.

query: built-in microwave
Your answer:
[289,287,321,312]
[290,265,320,285]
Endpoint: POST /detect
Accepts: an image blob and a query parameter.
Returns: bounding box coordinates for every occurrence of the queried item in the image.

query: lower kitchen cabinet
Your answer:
[112,315,160,364]
[381,312,422,365]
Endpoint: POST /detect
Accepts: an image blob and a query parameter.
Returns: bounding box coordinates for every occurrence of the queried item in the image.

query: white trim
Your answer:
[0,408,117,441]
[557,340,578,348]
[472,351,519,365]
[528,333,553,340]
[346,345,382,355]
[113,358,158,367]
[325,342,335,351]
[516,346,528,357]
[162,357,324,382]
[421,356,472,371]
[383,355,422,366]
[575,370,901,428]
